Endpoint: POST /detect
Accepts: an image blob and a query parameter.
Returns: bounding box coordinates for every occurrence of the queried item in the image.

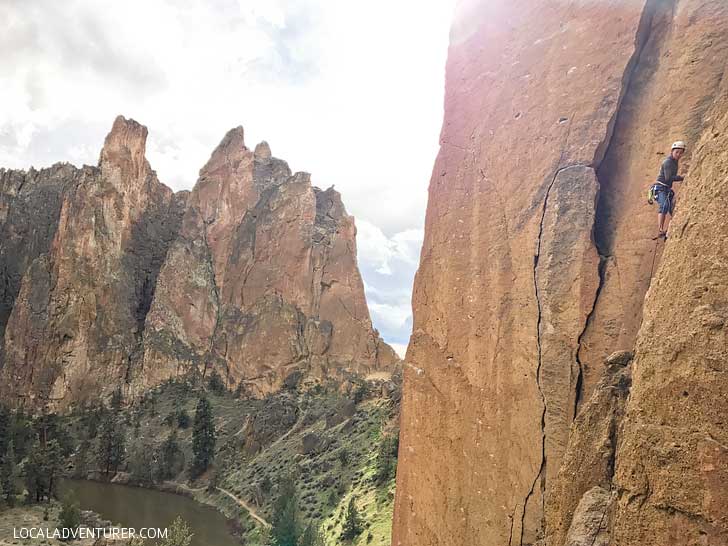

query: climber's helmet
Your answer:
[671,141,686,159]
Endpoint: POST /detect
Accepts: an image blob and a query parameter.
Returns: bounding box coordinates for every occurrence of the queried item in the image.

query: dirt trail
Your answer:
[216,486,271,528]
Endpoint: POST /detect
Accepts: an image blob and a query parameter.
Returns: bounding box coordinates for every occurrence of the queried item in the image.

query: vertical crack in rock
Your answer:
[573,252,608,417]
[201,216,222,379]
[574,0,662,414]
[590,0,661,168]
[517,161,577,546]
[515,97,580,542]
[522,170,559,544]
[127,195,186,383]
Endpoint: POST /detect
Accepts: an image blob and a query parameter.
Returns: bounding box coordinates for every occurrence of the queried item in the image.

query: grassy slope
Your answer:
[104,379,399,546]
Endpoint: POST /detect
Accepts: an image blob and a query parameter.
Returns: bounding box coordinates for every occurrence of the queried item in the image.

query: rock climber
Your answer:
[652,140,686,240]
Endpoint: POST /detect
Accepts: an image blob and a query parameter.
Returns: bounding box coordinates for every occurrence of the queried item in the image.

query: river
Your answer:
[59,479,240,546]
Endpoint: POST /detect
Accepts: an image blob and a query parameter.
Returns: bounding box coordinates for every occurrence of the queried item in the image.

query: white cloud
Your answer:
[0,0,454,347]
[357,220,422,275]
[356,220,422,347]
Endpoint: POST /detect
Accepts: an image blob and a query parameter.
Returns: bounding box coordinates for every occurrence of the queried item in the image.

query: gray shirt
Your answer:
[656,156,684,188]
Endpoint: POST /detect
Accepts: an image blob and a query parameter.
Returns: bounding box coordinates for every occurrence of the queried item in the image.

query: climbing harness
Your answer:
[647,181,671,204]
[647,185,657,205]
[647,182,673,212]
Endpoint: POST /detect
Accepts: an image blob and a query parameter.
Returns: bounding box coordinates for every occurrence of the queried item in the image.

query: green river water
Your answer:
[59,479,239,546]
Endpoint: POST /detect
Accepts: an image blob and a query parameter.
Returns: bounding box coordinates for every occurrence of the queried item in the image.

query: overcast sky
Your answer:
[0,0,455,357]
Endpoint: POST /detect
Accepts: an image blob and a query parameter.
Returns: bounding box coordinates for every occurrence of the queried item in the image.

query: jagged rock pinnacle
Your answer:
[254,141,272,159]
[99,115,149,182]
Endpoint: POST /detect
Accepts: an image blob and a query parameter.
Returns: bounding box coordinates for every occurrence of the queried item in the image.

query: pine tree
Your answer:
[111,386,124,412]
[0,405,10,458]
[129,440,155,485]
[24,439,64,502]
[158,429,184,481]
[73,437,91,479]
[190,397,215,478]
[176,409,191,429]
[341,496,362,541]
[97,415,125,475]
[299,524,325,546]
[270,477,299,546]
[207,370,226,395]
[35,413,75,457]
[374,434,399,485]
[58,495,81,539]
[0,440,18,507]
[11,410,34,461]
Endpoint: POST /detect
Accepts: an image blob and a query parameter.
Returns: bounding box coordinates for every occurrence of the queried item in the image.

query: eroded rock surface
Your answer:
[142,127,397,396]
[612,81,728,546]
[0,117,397,409]
[545,351,632,546]
[2,116,184,407]
[393,0,728,545]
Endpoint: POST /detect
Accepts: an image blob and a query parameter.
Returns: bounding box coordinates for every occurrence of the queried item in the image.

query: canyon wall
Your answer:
[0,116,397,409]
[393,0,728,545]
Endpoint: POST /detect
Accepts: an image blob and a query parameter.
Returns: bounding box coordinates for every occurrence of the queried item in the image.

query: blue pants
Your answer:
[655,189,674,215]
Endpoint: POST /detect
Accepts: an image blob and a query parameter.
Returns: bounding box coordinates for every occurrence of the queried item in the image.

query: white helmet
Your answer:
[671,140,687,151]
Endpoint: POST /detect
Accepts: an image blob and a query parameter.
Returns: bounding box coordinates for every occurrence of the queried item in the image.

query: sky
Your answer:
[0,0,455,357]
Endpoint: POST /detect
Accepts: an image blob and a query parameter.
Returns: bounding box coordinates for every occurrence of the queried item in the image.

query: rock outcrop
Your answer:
[611,87,728,546]
[1,117,184,407]
[545,351,632,546]
[141,126,397,396]
[392,0,728,545]
[0,116,397,409]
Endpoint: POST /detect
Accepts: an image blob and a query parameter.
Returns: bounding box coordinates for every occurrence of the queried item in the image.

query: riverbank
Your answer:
[58,479,242,546]
[0,503,123,546]
[70,474,260,541]
[25,377,400,546]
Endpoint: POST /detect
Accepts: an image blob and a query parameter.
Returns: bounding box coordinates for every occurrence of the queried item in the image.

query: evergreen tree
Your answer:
[24,439,64,502]
[0,405,10,458]
[35,413,74,457]
[111,386,124,412]
[11,410,34,461]
[341,496,362,541]
[97,415,125,475]
[176,409,191,429]
[190,397,215,478]
[58,495,81,540]
[157,429,184,481]
[158,516,193,546]
[207,370,226,395]
[73,437,91,479]
[0,440,18,507]
[373,434,399,485]
[82,403,105,440]
[299,524,325,546]
[128,440,155,485]
[270,477,299,546]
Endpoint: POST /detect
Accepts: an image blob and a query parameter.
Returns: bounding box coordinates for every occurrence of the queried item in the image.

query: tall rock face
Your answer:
[142,127,397,395]
[392,1,728,545]
[611,89,728,546]
[0,117,396,409]
[1,116,184,407]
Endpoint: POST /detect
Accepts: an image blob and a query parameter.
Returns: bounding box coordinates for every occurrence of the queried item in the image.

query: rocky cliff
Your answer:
[393,1,727,545]
[0,116,397,409]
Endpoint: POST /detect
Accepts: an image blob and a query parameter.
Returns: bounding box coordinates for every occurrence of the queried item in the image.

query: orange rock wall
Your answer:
[393,0,728,545]
[0,117,397,409]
